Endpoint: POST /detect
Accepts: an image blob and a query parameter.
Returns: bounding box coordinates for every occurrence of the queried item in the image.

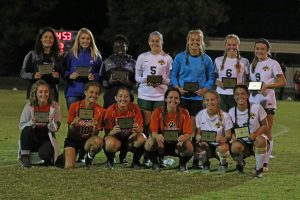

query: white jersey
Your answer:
[228,104,267,134]
[249,58,283,109]
[195,108,233,137]
[214,56,250,95]
[135,51,173,101]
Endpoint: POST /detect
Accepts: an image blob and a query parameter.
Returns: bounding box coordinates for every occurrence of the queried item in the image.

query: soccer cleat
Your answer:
[106,160,114,169]
[85,154,94,167]
[201,161,211,173]
[76,150,85,163]
[254,168,263,178]
[236,160,245,174]
[143,159,152,167]
[119,159,129,165]
[20,155,31,168]
[263,163,269,172]
[192,160,203,170]
[236,164,245,174]
[179,164,188,173]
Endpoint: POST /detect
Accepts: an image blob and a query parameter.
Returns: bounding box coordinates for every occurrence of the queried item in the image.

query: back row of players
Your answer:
[19,27,286,177]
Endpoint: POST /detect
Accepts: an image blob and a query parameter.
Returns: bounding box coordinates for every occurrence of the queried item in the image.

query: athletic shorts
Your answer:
[219,94,235,112]
[265,108,276,115]
[137,98,164,111]
[180,99,203,116]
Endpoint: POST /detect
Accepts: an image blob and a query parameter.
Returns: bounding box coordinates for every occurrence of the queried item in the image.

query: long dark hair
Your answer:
[233,85,251,127]
[251,38,271,73]
[162,88,181,128]
[34,27,59,58]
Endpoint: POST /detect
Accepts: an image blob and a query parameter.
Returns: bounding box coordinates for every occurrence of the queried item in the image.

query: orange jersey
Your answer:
[68,100,106,131]
[105,102,143,133]
[150,107,192,135]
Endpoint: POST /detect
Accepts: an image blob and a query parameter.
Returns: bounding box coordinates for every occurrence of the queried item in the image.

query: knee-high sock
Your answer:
[255,153,265,170]
[263,140,273,165]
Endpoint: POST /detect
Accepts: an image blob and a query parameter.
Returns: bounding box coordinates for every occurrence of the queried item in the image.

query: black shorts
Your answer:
[162,141,178,157]
[180,99,203,116]
[265,108,276,115]
[64,138,86,152]
[237,138,254,158]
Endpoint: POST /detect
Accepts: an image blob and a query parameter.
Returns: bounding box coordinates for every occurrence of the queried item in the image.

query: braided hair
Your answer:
[221,34,241,73]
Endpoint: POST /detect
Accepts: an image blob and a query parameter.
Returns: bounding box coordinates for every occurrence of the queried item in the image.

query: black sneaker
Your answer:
[143,159,152,167]
[120,159,129,165]
[263,163,269,172]
[236,160,245,174]
[85,154,94,167]
[254,168,263,178]
[106,160,114,169]
[76,150,85,163]
[192,160,203,169]
[201,161,210,173]
[20,155,31,168]
[179,164,188,173]
[236,164,245,174]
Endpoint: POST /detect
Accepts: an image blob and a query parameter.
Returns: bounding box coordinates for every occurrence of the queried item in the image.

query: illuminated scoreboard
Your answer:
[55,30,78,54]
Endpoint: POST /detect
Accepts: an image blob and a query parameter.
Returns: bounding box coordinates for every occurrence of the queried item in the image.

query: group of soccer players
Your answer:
[19,27,286,178]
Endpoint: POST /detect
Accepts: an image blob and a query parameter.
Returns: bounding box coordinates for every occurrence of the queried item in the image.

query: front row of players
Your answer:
[19,80,269,177]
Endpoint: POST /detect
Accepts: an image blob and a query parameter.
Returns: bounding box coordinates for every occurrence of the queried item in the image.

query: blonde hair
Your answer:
[221,34,241,73]
[185,29,205,65]
[148,31,163,44]
[71,28,100,61]
[29,80,52,106]
[204,90,223,122]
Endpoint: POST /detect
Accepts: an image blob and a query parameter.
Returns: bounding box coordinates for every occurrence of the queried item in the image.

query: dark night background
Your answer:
[0,0,299,75]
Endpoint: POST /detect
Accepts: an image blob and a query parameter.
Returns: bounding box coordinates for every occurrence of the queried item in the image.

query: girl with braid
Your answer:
[248,39,286,172]
[194,90,233,173]
[144,88,193,172]
[214,34,250,112]
[229,85,269,178]
[171,29,215,168]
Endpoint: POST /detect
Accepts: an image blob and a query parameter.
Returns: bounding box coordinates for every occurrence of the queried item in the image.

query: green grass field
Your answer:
[0,89,300,200]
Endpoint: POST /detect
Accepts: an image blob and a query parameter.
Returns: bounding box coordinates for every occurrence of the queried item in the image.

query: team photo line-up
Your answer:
[19,27,287,178]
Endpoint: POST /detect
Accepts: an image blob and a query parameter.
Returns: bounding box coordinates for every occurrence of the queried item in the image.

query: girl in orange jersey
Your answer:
[144,88,193,172]
[59,82,105,169]
[104,86,146,169]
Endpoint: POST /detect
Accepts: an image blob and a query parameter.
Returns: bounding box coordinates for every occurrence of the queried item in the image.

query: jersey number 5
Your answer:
[150,66,156,75]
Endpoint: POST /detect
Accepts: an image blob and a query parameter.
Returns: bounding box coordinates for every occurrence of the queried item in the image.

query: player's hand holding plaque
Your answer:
[38,64,53,75]
[183,82,199,92]
[111,70,128,81]
[222,77,237,89]
[76,66,91,77]
[234,126,249,139]
[248,81,263,91]
[163,130,180,142]
[201,130,217,142]
[118,117,134,129]
[78,108,94,120]
[34,112,49,123]
[147,75,162,86]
